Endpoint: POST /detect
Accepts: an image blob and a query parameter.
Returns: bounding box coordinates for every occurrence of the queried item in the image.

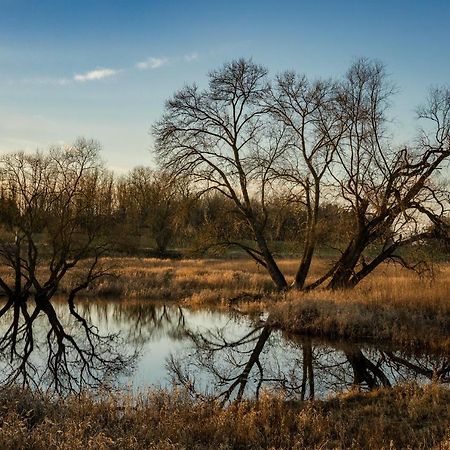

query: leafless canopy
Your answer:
[0,138,131,393]
[154,58,450,290]
[154,59,289,289]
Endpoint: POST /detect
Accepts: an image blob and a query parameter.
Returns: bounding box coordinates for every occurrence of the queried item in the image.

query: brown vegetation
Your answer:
[265,262,450,352]
[0,383,448,450]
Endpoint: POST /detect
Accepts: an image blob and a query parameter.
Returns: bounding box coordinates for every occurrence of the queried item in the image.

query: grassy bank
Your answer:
[262,264,450,352]
[0,384,448,450]
[265,292,450,353]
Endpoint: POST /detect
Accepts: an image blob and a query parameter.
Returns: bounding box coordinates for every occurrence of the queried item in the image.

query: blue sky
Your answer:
[1,0,449,172]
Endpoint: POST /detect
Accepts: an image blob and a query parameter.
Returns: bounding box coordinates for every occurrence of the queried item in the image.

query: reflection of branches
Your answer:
[220,326,272,403]
[0,298,135,394]
[301,342,314,399]
[169,324,273,404]
[169,322,450,403]
[344,349,391,389]
[77,302,188,345]
[169,324,321,403]
[0,141,134,393]
[382,352,449,383]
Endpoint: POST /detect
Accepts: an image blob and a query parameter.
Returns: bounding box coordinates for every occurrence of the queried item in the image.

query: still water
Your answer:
[1,299,448,399]
[62,300,450,398]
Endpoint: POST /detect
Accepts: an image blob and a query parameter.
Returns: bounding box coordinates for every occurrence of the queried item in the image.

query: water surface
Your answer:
[1,299,448,399]
[76,300,450,400]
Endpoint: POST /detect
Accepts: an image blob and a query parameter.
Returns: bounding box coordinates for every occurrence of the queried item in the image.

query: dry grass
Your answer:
[0,384,448,450]
[262,263,450,352]
[63,257,279,301]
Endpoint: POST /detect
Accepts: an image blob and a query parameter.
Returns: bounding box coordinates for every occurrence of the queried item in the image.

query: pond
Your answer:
[1,299,448,400]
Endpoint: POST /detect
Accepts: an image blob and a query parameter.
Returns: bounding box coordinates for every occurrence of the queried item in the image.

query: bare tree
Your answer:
[154,57,449,291]
[308,60,450,289]
[0,138,130,392]
[117,167,186,254]
[154,59,289,289]
[267,73,344,288]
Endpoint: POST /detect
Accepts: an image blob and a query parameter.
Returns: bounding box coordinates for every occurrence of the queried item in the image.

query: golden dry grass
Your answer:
[66,257,279,301]
[0,383,448,450]
[262,263,450,352]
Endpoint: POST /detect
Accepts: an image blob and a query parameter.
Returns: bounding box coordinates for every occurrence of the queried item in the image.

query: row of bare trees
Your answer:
[154,58,450,290]
[0,58,448,296]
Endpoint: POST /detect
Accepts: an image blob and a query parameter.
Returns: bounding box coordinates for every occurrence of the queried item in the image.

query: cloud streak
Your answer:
[136,57,168,70]
[16,52,198,87]
[74,68,118,82]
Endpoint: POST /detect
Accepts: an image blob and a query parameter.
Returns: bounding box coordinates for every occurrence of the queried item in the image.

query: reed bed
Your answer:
[0,383,448,450]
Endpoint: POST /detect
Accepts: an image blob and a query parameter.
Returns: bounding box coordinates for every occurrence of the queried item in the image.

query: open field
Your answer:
[0,383,448,450]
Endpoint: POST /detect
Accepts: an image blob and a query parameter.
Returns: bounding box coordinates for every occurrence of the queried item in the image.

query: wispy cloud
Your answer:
[135,57,169,70]
[74,68,118,82]
[13,51,199,88]
[184,52,199,62]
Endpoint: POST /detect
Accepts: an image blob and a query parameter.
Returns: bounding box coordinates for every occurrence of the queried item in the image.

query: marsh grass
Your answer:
[0,258,448,448]
[0,384,449,450]
[261,263,450,352]
[63,257,279,301]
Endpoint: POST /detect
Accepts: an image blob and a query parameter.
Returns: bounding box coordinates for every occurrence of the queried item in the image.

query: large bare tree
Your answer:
[311,60,450,289]
[154,59,289,289]
[154,58,449,291]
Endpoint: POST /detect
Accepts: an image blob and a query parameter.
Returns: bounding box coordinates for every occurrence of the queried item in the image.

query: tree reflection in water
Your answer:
[76,301,188,344]
[0,298,136,394]
[74,302,450,401]
[167,319,449,403]
[2,299,447,399]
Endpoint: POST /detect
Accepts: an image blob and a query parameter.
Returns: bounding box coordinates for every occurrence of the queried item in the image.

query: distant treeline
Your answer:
[0,160,355,255]
[0,158,446,259]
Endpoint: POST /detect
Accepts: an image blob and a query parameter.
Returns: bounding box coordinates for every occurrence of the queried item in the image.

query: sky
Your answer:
[1,0,449,172]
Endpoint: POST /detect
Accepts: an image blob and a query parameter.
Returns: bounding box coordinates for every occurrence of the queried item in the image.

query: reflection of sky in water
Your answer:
[1,299,448,398]
[71,300,449,398]
[75,301,258,390]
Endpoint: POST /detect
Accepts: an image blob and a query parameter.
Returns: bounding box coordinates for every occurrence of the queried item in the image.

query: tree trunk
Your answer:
[293,181,320,290]
[345,348,391,389]
[254,231,288,290]
[328,232,369,290]
[293,239,315,290]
